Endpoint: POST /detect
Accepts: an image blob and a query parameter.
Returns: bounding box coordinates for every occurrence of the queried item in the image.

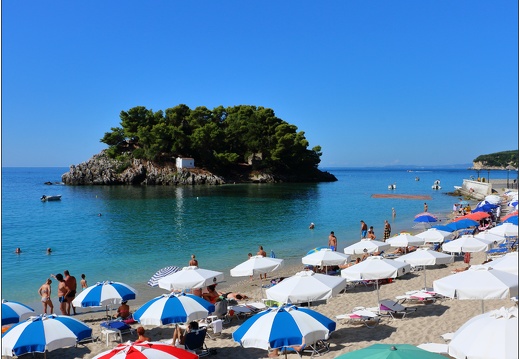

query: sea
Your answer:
[1,166,511,311]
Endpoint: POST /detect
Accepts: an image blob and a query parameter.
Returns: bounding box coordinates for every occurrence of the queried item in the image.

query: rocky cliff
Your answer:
[61,151,337,185]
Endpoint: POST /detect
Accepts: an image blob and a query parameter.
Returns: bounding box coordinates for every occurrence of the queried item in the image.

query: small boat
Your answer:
[41,195,62,202]
[432,180,441,190]
[388,184,396,190]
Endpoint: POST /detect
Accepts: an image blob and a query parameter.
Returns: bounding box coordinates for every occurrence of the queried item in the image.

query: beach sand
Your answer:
[15,250,514,359]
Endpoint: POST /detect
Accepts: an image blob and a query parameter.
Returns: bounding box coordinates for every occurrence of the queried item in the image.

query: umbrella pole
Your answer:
[424,265,427,290]
[376,280,381,314]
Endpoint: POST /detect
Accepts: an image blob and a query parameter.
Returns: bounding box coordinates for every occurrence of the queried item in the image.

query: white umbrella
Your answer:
[482,252,518,275]
[415,228,453,243]
[343,240,390,255]
[302,248,351,273]
[474,231,507,245]
[265,271,345,304]
[386,233,424,249]
[441,235,492,253]
[433,265,519,312]
[341,256,411,310]
[230,256,284,277]
[448,306,518,359]
[488,223,519,237]
[394,248,454,289]
[484,194,502,204]
[158,266,224,291]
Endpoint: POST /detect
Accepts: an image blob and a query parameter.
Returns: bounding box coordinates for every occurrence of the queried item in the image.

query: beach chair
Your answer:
[99,320,136,345]
[395,290,438,304]
[335,308,380,328]
[184,327,210,357]
[378,299,417,319]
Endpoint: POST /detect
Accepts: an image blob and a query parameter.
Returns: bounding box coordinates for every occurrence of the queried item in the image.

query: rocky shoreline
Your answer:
[61,151,337,185]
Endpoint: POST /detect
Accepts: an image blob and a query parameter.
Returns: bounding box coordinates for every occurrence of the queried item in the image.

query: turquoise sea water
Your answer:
[2,167,508,310]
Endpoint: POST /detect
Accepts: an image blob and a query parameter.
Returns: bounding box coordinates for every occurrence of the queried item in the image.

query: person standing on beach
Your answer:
[383,220,391,241]
[424,202,428,212]
[328,231,337,251]
[38,278,54,314]
[80,274,88,290]
[51,273,71,315]
[360,221,368,238]
[64,270,77,315]
[189,254,198,267]
[258,246,267,279]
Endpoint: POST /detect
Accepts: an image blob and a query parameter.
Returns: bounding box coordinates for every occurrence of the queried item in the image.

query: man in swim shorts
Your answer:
[51,273,71,315]
[360,221,368,238]
[64,270,77,315]
[328,231,337,251]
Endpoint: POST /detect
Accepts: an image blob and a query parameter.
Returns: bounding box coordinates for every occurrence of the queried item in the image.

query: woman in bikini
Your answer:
[38,278,54,314]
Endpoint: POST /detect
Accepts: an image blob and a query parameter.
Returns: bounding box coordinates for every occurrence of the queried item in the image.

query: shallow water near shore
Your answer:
[2,166,509,310]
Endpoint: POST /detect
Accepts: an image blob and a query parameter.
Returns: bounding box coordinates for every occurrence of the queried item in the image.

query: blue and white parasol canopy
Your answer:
[147,266,181,287]
[133,293,215,326]
[1,300,34,325]
[2,314,92,357]
[72,281,137,308]
[232,304,335,350]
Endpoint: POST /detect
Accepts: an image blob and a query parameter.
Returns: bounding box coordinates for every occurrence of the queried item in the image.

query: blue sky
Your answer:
[1,1,518,167]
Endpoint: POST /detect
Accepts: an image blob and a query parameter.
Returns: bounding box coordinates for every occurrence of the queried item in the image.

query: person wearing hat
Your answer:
[114,300,130,319]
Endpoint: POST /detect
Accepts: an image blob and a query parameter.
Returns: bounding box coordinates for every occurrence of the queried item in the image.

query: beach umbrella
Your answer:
[386,233,424,249]
[158,266,224,291]
[441,235,492,253]
[133,293,215,326]
[488,223,519,237]
[341,256,411,310]
[301,248,351,269]
[502,210,518,221]
[472,203,499,213]
[265,271,345,305]
[147,266,181,287]
[482,252,518,275]
[230,255,284,277]
[72,281,138,308]
[306,246,329,255]
[394,248,454,289]
[473,231,507,245]
[1,314,92,358]
[92,341,198,359]
[503,215,518,225]
[335,343,448,359]
[1,300,35,326]
[414,214,438,223]
[448,219,479,230]
[415,228,452,243]
[448,306,518,359]
[232,304,335,355]
[484,194,502,204]
[343,240,390,255]
[414,212,438,219]
[431,224,457,232]
[453,212,490,222]
[433,265,519,312]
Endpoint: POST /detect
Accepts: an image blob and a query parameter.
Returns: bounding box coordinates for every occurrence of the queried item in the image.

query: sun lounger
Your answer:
[395,289,441,304]
[440,332,454,342]
[378,299,417,319]
[335,308,381,328]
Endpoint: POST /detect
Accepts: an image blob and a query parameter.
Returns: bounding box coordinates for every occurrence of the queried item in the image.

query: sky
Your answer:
[1,1,518,168]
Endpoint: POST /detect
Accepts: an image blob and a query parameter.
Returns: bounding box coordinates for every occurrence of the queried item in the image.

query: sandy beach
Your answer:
[15,249,514,359]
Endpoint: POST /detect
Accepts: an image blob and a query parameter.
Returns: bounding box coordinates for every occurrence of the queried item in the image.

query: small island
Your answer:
[62,104,337,185]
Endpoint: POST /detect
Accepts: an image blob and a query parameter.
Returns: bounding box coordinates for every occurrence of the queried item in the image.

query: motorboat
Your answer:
[41,195,62,202]
[432,180,441,190]
[388,183,396,190]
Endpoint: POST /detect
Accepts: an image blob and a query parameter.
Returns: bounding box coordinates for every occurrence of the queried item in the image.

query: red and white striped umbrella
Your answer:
[92,341,198,359]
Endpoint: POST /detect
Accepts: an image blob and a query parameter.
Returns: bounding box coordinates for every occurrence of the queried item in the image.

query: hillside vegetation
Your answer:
[473,150,518,168]
[100,104,325,178]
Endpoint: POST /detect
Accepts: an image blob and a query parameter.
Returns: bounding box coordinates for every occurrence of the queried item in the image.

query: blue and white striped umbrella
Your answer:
[72,281,137,308]
[232,305,335,350]
[1,300,34,325]
[1,314,92,357]
[147,266,181,287]
[133,293,215,326]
